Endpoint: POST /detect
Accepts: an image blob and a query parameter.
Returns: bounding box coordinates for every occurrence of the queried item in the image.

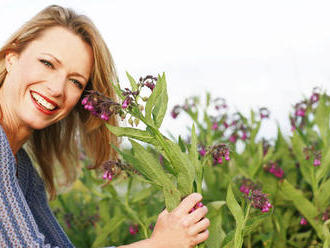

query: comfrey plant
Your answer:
[81,73,219,247]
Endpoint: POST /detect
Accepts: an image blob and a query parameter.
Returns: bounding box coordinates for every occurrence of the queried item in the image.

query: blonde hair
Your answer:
[0,5,119,199]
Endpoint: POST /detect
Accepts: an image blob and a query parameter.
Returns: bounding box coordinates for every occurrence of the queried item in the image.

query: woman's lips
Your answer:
[30,91,59,115]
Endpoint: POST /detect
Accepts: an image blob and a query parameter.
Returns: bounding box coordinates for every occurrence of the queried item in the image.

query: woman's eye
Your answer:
[70,79,83,89]
[39,59,54,69]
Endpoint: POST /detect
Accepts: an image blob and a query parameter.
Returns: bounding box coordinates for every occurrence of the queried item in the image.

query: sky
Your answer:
[1,0,330,141]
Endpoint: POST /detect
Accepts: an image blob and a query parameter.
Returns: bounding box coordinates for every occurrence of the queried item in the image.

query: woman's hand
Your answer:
[149,193,210,248]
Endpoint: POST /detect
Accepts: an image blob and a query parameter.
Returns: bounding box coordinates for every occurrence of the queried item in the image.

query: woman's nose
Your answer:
[47,74,66,97]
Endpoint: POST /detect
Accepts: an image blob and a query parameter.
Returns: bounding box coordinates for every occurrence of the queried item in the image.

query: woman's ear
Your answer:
[5,51,18,73]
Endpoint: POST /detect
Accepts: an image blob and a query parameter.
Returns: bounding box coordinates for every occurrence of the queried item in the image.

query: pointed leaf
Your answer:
[280,180,323,239]
[126,72,138,91]
[106,124,157,146]
[226,184,244,248]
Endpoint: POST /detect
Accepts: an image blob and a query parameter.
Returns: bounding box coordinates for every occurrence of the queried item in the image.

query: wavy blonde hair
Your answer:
[0,5,119,199]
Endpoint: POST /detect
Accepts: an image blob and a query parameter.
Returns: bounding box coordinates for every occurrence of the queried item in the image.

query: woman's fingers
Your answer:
[193,229,209,245]
[175,193,203,215]
[183,206,208,227]
[188,217,210,236]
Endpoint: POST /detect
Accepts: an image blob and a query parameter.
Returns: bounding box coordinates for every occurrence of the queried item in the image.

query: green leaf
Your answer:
[314,94,330,147]
[280,180,323,239]
[323,220,330,248]
[130,140,181,210]
[145,73,167,127]
[291,131,312,185]
[130,140,173,186]
[115,146,161,185]
[226,184,244,248]
[316,149,330,184]
[92,215,125,248]
[189,124,203,193]
[152,74,168,128]
[106,124,157,146]
[206,201,226,248]
[131,186,155,203]
[126,72,138,91]
[178,135,186,152]
[148,127,195,195]
[318,179,330,209]
[111,81,125,100]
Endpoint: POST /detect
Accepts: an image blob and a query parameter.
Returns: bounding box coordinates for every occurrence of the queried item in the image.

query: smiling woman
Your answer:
[0,5,209,248]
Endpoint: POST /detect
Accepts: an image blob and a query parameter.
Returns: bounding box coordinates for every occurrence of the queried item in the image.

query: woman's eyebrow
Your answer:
[41,52,62,65]
[41,52,88,82]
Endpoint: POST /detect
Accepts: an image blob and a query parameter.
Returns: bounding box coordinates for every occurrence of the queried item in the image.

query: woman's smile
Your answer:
[30,90,59,115]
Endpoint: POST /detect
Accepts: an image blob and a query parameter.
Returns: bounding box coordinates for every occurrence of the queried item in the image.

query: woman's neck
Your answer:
[0,120,32,155]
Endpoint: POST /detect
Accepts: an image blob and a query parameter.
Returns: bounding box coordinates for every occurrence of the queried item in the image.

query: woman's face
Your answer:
[3,26,93,130]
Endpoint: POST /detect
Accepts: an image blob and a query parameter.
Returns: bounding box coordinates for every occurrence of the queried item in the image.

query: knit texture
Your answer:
[0,125,73,247]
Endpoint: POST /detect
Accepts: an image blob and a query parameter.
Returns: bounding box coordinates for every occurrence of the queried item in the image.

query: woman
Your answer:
[0,5,209,248]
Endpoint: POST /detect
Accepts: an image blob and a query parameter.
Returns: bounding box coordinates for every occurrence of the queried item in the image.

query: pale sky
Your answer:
[1,0,330,140]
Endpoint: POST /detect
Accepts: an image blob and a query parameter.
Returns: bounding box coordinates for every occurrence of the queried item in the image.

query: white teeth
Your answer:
[31,92,56,111]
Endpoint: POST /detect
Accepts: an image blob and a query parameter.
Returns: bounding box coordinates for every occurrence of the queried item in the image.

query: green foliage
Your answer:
[51,82,330,247]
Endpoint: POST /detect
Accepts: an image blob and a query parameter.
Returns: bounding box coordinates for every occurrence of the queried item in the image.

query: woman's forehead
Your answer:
[23,26,94,78]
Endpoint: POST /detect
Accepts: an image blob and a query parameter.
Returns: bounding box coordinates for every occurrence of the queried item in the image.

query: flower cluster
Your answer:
[262,138,271,156]
[199,146,207,157]
[122,75,158,110]
[223,112,250,143]
[129,224,139,235]
[239,179,272,212]
[239,178,259,196]
[264,161,284,179]
[189,202,204,213]
[102,160,123,181]
[259,107,270,119]
[300,217,308,226]
[214,97,228,111]
[81,90,121,121]
[170,96,198,119]
[249,190,273,213]
[210,144,231,165]
[290,87,321,131]
[303,145,322,167]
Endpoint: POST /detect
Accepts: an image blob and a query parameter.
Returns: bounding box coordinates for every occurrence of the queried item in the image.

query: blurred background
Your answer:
[1,0,330,140]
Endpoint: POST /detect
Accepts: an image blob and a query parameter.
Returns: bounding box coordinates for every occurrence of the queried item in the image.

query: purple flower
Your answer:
[259,107,270,119]
[171,105,181,119]
[100,112,109,121]
[229,135,237,143]
[241,132,247,141]
[211,144,231,165]
[81,90,121,121]
[199,148,206,156]
[159,155,164,165]
[122,97,130,109]
[211,122,218,130]
[313,159,321,167]
[239,178,258,196]
[240,185,250,196]
[265,162,284,179]
[145,82,155,91]
[223,121,229,129]
[81,96,89,105]
[129,224,139,235]
[295,108,305,117]
[189,201,204,213]
[249,190,272,213]
[103,171,113,181]
[300,217,308,225]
